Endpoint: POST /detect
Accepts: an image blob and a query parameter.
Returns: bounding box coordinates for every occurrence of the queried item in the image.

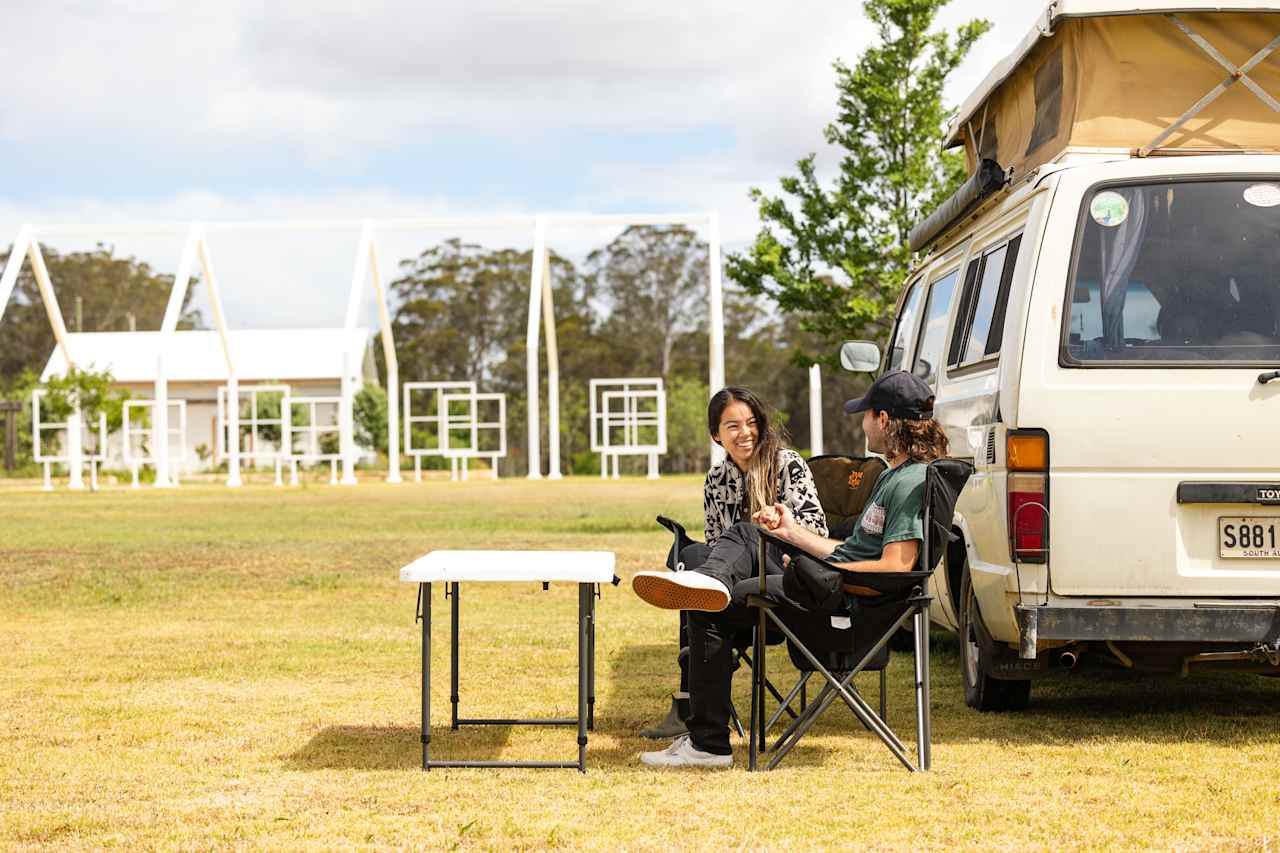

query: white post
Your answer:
[26,234,82,486]
[340,346,358,485]
[153,228,201,489]
[707,212,726,468]
[648,452,659,480]
[193,230,239,488]
[226,376,242,487]
[66,402,84,490]
[541,255,562,479]
[809,363,824,457]
[365,232,401,484]
[525,215,548,479]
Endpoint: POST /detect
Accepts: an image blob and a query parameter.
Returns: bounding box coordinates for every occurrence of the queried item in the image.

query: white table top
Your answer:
[399,550,616,583]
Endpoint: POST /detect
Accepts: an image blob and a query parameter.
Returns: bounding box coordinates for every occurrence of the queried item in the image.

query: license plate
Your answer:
[1219,517,1280,559]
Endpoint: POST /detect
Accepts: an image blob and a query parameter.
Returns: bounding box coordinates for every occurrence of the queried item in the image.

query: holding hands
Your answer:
[753,502,797,567]
[752,502,797,537]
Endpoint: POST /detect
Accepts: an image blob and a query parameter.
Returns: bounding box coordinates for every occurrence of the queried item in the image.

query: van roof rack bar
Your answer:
[1137,14,1280,157]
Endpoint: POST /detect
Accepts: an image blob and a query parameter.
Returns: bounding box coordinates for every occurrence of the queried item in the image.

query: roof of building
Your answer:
[41,328,373,384]
[945,1,1280,147]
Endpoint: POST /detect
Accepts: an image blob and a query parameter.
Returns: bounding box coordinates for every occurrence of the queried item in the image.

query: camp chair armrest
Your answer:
[839,569,934,598]
[744,593,782,610]
[756,527,809,561]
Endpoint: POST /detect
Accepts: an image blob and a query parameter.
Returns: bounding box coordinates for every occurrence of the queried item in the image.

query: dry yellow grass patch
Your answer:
[2,478,1279,851]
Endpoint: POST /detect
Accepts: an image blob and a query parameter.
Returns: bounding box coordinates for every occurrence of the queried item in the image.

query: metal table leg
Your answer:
[577,582,589,772]
[451,582,460,730]
[421,582,431,771]
[419,579,595,770]
[588,584,597,731]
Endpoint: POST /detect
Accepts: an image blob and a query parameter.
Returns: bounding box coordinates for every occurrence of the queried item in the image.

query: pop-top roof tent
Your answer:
[946,1,1280,178]
[910,1,1280,251]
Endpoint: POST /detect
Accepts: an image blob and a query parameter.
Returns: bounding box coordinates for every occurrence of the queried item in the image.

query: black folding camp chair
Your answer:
[745,457,973,772]
[655,515,780,737]
[760,455,891,734]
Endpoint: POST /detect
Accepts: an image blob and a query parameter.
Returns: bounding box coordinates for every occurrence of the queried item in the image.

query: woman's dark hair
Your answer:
[707,386,791,514]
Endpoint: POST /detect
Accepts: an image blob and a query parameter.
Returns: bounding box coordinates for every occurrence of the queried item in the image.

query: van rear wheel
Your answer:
[960,567,1031,712]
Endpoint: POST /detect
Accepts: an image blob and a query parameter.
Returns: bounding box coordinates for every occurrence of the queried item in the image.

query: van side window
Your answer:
[912,269,959,387]
[886,280,924,373]
[948,233,1023,369]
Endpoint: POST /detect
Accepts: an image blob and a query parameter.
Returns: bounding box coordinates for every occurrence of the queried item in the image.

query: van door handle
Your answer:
[1257,370,1280,385]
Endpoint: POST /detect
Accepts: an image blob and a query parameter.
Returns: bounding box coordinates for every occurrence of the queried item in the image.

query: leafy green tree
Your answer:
[726,0,989,361]
[588,225,709,378]
[35,366,130,460]
[388,239,537,385]
[0,245,204,385]
[353,385,389,454]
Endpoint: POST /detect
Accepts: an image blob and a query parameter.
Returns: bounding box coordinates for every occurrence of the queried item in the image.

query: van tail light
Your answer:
[1007,430,1049,564]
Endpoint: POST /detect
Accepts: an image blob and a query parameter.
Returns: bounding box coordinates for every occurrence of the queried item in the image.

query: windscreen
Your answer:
[1065,180,1280,365]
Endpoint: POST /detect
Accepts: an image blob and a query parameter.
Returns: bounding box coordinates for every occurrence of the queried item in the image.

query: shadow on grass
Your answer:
[285,724,515,771]
[587,637,840,769]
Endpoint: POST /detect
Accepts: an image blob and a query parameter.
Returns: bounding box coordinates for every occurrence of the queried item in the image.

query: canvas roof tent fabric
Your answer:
[40,328,375,385]
[945,2,1280,180]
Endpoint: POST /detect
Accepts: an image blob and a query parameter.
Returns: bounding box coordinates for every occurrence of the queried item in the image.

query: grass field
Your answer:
[3,476,1280,851]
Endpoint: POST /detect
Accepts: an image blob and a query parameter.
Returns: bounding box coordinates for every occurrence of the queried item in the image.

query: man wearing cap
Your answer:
[632,370,948,768]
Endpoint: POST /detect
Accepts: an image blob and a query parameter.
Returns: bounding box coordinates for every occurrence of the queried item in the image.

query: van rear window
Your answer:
[1064,180,1280,365]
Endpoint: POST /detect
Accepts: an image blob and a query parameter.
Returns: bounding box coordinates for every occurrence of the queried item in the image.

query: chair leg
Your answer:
[765,672,811,734]
[879,667,887,723]
[728,701,746,738]
[769,682,838,760]
[762,609,918,772]
[913,606,932,771]
[737,648,798,720]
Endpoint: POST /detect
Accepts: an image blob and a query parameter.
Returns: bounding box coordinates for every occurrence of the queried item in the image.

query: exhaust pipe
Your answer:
[1057,650,1078,670]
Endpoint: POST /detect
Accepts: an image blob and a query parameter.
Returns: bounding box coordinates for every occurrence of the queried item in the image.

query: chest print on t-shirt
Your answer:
[861,503,886,536]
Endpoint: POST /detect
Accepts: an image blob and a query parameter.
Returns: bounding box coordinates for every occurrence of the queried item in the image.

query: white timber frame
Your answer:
[217,383,292,486]
[286,394,343,485]
[525,212,726,479]
[589,378,667,480]
[4,211,725,487]
[3,219,404,489]
[440,389,507,481]
[1,226,85,489]
[122,398,187,488]
[30,388,107,491]
[403,380,507,481]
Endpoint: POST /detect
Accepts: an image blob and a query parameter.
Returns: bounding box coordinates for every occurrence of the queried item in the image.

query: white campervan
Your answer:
[847,1,1280,709]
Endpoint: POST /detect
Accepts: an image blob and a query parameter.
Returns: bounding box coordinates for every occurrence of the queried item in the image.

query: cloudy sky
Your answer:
[2,0,1045,328]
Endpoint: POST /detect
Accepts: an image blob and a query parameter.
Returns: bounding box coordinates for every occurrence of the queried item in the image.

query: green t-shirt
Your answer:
[827,462,926,565]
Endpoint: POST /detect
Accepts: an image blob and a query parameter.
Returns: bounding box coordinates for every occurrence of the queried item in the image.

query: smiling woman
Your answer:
[637,385,828,740]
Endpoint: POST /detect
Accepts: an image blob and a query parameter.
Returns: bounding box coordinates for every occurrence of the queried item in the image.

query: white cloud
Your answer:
[2,1,1051,328]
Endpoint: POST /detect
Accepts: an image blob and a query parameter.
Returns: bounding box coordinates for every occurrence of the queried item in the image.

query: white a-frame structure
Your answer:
[2,220,403,488]
[0,226,85,488]
[524,211,727,477]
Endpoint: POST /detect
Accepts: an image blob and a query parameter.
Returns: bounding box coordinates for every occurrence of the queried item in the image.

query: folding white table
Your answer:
[399,550,616,772]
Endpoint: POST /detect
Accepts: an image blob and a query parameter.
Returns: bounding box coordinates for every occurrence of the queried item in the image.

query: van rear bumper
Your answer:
[1013,602,1280,658]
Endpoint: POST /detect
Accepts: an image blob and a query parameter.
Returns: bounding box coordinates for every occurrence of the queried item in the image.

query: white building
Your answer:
[40,328,378,474]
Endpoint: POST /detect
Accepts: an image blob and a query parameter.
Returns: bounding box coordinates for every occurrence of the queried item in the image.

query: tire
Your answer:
[960,565,1031,712]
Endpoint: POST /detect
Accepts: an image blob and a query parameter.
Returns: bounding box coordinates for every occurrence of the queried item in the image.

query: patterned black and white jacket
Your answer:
[703,448,828,545]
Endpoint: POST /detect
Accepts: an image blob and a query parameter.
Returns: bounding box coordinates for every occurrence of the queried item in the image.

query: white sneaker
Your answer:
[632,571,730,612]
[640,735,733,768]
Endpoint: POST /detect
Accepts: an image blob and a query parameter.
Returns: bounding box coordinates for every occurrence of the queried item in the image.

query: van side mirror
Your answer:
[839,341,882,373]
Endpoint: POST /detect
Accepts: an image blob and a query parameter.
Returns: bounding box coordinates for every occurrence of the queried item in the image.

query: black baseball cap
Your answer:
[843,370,935,420]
